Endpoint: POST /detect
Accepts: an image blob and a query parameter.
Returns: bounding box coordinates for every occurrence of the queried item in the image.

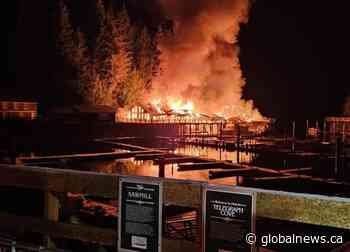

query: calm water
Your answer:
[21,140,350,196]
[72,144,253,186]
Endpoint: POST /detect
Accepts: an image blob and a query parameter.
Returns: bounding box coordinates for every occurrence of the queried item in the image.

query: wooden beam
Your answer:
[177,162,226,171]
[134,153,174,161]
[94,139,158,152]
[278,167,312,173]
[0,164,349,233]
[19,150,159,163]
[255,188,350,230]
[43,192,60,248]
[209,168,254,179]
[163,180,203,208]
[154,157,204,165]
[0,164,118,198]
[251,175,300,181]
[0,212,117,246]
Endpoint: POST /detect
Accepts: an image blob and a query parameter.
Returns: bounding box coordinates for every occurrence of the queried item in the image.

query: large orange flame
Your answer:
[150,96,268,123]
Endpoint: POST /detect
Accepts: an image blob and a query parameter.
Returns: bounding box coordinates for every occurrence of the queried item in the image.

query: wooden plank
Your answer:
[252,175,300,181]
[0,212,117,246]
[0,165,118,198]
[162,238,197,252]
[0,165,349,231]
[154,157,202,165]
[255,189,350,230]
[278,167,312,173]
[177,162,225,171]
[154,156,220,165]
[19,150,157,163]
[44,192,60,248]
[134,153,174,161]
[95,139,158,151]
[209,168,255,179]
[163,179,203,208]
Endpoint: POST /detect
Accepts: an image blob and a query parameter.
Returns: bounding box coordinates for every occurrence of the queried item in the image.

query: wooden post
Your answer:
[315,120,320,139]
[159,158,165,178]
[292,121,296,153]
[323,120,327,142]
[236,124,241,164]
[220,122,223,140]
[306,119,309,138]
[44,192,60,249]
[197,186,203,252]
[335,137,343,180]
[335,137,339,179]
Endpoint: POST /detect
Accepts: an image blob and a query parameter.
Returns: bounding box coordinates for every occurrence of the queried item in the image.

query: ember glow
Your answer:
[151,98,198,116]
[170,99,193,113]
[148,96,267,122]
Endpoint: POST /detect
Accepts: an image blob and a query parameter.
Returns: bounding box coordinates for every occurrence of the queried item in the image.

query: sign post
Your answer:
[203,185,256,252]
[118,177,163,252]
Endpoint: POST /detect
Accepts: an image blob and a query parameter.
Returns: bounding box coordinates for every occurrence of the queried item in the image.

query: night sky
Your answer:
[4,0,350,121]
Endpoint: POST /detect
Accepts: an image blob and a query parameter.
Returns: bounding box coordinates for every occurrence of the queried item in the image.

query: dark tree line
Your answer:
[57,0,167,108]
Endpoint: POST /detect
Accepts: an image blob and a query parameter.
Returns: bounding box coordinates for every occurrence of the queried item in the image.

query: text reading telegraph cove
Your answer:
[205,189,255,252]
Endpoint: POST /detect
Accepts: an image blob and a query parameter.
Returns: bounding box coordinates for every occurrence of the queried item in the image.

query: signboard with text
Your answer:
[204,185,256,252]
[118,177,162,252]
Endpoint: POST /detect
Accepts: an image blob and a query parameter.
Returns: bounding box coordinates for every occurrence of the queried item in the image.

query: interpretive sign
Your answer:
[118,177,162,252]
[204,185,256,252]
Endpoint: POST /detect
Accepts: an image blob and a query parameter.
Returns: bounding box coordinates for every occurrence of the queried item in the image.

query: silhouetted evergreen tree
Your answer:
[136,27,154,90]
[117,69,145,107]
[75,29,97,104]
[111,5,133,84]
[57,1,76,66]
[154,23,173,81]
[56,1,161,108]
[95,0,114,87]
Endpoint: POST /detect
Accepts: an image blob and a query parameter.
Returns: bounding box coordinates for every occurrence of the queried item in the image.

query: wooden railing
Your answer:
[0,164,349,251]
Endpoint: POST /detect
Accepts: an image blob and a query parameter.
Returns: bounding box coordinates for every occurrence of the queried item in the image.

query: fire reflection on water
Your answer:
[78,144,253,186]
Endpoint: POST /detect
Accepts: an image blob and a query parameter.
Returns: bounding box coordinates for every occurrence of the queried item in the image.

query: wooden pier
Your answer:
[17,150,161,164]
[14,138,349,189]
[0,164,349,251]
[1,136,349,250]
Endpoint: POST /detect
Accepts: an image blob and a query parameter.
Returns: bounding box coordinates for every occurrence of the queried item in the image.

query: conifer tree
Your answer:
[75,29,97,104]
[137,27,154,90]
[154,23,173,81]
[117,69,145,107]
[111,5,133,84]
[95,0,114,86]
[57,1,76,66]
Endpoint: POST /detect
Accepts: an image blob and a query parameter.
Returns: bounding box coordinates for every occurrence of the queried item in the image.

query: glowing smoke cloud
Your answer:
[151,0,265,120]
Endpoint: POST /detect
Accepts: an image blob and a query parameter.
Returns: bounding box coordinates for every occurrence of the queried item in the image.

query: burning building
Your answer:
[115,0,272,136]
[148,0,266,123]
[117,100,271,138]
[118,101,225,124]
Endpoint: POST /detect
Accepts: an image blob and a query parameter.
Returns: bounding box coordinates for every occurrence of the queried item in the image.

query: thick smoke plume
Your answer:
[151,0,265,120]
